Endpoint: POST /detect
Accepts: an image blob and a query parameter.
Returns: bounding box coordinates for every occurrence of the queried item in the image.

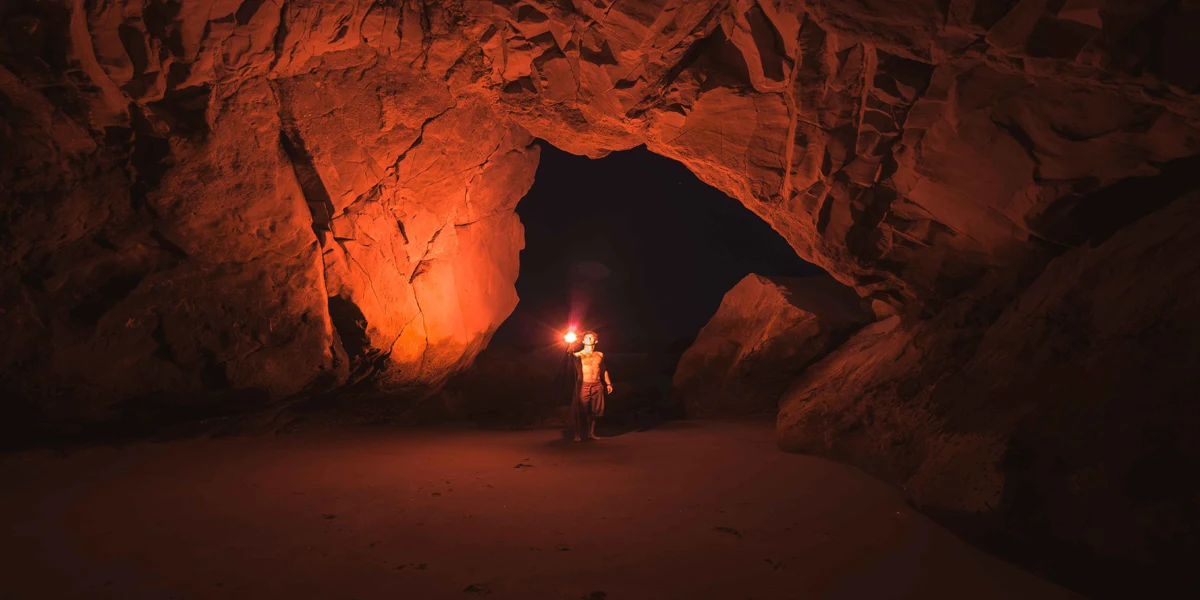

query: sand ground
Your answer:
[0,421,1078,599]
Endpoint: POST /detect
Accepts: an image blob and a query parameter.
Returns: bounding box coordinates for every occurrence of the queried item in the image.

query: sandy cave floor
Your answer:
[0,421,1078,600]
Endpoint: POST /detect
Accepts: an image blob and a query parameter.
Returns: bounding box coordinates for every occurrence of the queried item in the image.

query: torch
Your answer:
[563,330,577,345]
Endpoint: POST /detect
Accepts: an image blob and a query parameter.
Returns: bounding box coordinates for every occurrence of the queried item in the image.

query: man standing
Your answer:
[569,331,612,441]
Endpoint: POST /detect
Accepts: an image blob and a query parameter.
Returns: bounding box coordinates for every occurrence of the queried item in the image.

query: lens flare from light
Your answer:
[564,331,577,343]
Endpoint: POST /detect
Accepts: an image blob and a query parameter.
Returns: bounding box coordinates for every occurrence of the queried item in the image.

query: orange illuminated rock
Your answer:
[4,0,1196,415]
[673,274,870,417]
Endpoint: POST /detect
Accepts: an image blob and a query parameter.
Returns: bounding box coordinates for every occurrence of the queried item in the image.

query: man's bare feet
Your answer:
[573,436,582,442]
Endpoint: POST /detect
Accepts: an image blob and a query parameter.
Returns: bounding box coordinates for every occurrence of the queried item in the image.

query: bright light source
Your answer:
[564,331,577,343]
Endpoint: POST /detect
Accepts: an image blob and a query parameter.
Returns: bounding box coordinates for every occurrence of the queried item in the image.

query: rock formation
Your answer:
[673,273,870,417]
[4,0,1196,413]
[779,190,1200,595]
[1,1,542,424]
[2,0,1199,591]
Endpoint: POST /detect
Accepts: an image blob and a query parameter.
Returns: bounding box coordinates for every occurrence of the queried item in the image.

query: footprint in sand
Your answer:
[712,526,742,538]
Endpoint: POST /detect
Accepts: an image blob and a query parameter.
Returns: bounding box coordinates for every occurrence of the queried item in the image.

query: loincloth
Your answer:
[577,381,605,417]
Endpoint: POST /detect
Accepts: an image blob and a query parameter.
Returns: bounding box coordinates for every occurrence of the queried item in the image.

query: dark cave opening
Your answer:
[498,141,821,352]
[445,142,825,429]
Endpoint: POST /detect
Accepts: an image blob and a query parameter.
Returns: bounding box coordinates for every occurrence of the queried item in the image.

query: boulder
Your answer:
[673,274,870,417]
[778,189,1200,597]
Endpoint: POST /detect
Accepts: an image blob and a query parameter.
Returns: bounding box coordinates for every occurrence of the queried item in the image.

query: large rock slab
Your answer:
[0,3,541,423]
[778,189,1200,597]
[673,274,870,417]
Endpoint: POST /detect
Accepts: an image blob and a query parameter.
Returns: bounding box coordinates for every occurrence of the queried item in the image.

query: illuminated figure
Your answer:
[565,330,612,441]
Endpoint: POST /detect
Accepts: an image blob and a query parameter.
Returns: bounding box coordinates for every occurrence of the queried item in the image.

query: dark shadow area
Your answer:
[1032,152,1200,248]
[441,142,820,431]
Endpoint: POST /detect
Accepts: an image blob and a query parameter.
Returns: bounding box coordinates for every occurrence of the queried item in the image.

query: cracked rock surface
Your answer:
[5,0,1195,415]
[1,0,542,420]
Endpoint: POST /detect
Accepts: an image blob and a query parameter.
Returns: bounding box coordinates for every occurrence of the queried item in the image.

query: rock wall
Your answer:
[486,0,1200,311]
[673,274,870,417]
[1,1,541,424]
[779,190,1200,595]
[4,0,1197,417]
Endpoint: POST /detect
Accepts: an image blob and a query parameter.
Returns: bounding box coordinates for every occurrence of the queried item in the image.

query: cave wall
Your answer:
[487,0,1200,311]
[779,189,1200,594]
[5,0,1197,417]
[5,0,1195,417]
[672,273,870,417]
[1,1,542,423]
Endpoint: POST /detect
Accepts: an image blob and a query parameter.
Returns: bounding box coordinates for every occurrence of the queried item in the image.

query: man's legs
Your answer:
[581,382,601,440]
[571,393,586,442]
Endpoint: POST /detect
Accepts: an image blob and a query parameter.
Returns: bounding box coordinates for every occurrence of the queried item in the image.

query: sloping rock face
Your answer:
[673,274,870,417]
[1,1,540,424]
[779,190,1200,596]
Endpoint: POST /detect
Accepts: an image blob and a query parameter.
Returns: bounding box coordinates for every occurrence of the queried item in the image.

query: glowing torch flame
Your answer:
[564,331,577,343]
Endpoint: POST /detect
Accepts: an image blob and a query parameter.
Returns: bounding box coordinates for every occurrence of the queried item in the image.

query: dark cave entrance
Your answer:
[445,141,823,428]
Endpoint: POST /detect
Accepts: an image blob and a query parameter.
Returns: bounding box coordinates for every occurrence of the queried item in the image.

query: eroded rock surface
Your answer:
[0,1,542,422]
[673,274,870,417]
[488,0,1200,311]
[4,0,1197,415]
[779,190,1200,596]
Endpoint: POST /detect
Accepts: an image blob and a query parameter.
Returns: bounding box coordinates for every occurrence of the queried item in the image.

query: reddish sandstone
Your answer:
[673,274,870,417]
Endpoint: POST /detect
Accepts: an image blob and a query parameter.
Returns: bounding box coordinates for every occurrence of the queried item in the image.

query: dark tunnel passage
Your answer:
[496,141,823,353]
[441,142,837,430]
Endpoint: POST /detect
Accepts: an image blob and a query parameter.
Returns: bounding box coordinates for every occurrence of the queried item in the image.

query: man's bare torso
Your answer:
[575,349,603,383]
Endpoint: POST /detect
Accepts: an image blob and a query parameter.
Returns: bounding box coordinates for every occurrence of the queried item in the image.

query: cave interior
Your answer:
[2,1,1199,598]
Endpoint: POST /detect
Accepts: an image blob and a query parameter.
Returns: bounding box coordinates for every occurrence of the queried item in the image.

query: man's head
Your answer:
[582,331,599,347]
